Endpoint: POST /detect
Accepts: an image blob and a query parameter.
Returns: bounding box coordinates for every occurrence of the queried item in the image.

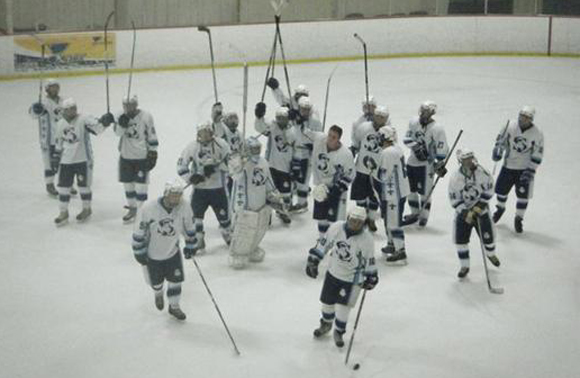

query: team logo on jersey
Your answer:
[157,218,176,236]
[363,134,380,153]
[317,153,330,173]
[63,127,78,143]
[274,135,289,152]
[461,183,480,204]
[252,168,267,186]
[126,125,139,139]
[335,241,353,262]
[513,136,529,153]
[362,156,377,171]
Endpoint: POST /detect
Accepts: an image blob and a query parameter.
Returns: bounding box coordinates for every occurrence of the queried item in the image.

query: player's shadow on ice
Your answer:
[495,224,561,247]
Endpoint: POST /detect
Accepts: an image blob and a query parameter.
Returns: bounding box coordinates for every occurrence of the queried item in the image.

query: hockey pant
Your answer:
[58,162,93,211]
[407,164,434,220]
[454,211,497,268]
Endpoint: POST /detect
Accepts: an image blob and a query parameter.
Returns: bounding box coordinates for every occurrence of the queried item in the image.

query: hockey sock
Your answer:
[368,209,378,221]
[516,199,528,218]
[194,218,204,234]
[167,282,182,307]
[419,195,431,219]
[318,221,330,237]
[135,183,148,208]
[335,304,351,333]
[355,200,368,210]
[58,186,71,211]
[79,186,92,209]
[496,194,508,210]
[321,303,335,322]
[408,193,420,214]
[456,244,470,268]
[152,283,163,296]
[45,174,55,185]
[124,183,137,208]
[391,228,405,251]
[297,187,309,205]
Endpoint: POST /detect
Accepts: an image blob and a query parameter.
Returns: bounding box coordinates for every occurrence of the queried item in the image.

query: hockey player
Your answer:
[210,101,226,138]
[306,206,378,348]
[350,96,380,156]
[448,149,500,278]
[221,111,243,193]
[228,137,284,268]
[372,126,410,264]
[350,105,390,232]
[53,99,113,226]
[309,125,355,251]
[289,96,323,213]
[132,180,196,320]
[266,76,312,114]
[403,101,449,227]
[114,95,159,223]
[177,122,231,253]
[491,106,544,233]
[254,102,297,224]
[29,79,63,197]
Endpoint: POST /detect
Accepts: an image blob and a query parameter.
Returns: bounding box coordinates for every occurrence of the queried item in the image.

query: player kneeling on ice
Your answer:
[114,95,159,223]
[448,149,500,279]
[306,206,378,348]
[228,137,284,269]
[372,126,410,264]
[132,180,197,320]
[53,98,112,226]
[177,122,232,254]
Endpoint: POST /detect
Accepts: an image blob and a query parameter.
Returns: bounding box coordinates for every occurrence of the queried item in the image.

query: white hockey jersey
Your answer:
[114,109,158,159]
[293,117,323,159]
[54,115,107,164]
[351,122,385,175]
[494,120,544,171]
[222,127,243,155]
[403,116,449,167]
[351,114,391,153]
[312,222,377,284]
[177,138,231,190]
[375,144,410,201]
[448,164,494,214]
[255,117,298,173]
[308,131,355,189]
[212,120,226,139]
[29,96,62,150]
[230,156,276,213]
[132,198,196,261]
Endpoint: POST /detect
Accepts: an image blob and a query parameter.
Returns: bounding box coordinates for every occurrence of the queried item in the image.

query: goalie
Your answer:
[228,137,284,269]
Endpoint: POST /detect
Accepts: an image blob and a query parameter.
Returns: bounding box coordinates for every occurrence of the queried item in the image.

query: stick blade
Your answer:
[490,287,505,295]
[198,25,210,32]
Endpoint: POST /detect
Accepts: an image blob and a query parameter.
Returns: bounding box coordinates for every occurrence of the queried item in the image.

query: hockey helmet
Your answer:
[246,136,262,157]
[62,98,76,109]
[197,122,214,144]
[298,96,313,110]
[419,101,437,116]
[223,111,239,129]
[378,126,397,144]
[45,78,60,90]
[519,106,535,120]
[456,147,475,162]
[362,95,377,107]
[348,206,367,221]
[294,84,309,97]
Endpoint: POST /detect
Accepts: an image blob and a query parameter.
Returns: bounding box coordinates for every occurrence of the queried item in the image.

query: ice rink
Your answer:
[1,56,579,378]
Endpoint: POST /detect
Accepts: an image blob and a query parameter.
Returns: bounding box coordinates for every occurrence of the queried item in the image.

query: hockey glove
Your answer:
[99,112,115,127]
[290,159,302,182]
[146,150,158,171]
[203,164,216,178]
[520,168,535,185]
[349,145,358,157]
[50,151,61,171]
[32,102,46,115]
[412,141,429,161]
[362,273,379,290]
[305,254,320,279]
[183,246,196,259]
[492,147,503,162]
[134,253,148,266]
[328,184,344,200]
[255,102,266,118]
[434,160,447,178]
[211,102,223,122]
[266,77,279,90]
[190,174,205,185]
[118,113,130,128]
[288,108,300,121]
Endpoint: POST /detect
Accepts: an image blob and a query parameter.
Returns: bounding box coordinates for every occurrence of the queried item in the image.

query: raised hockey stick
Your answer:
[261,28,279,102]
[126,20,137,100]
[322,65,339,132]
[353,33,369,106]
[198,25,219,103]
[402,129,464,226]
[492,120,509,176]
[29,34,46,104]
[476,219,504,294]
[242,63,249,142]
[104,10,115,114]
[273,15,294,110]
[192,257,241,355]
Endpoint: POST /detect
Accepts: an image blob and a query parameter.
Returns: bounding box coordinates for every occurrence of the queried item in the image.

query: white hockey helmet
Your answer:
[164,178,185,196]
[348,206,367,222]
[45,78,60,89]
[122,94,138,105]
[246,136,262,156]
[294,84,309,97]
[62,98,76,109]
[419,101,437,116]
[197,122,214,143]
[378,125,397,144]
[519,106,535,120]
[374,106,389,118]
[362,95,377,107]
[456,147,475,163]
[275,106,289,118]
[223,111,239,128]
[298,96,313,110]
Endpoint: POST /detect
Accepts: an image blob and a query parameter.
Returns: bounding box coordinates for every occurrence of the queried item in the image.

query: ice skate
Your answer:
[54,210,69,227]
[194,232,206,255]
[154,292,164,311]
[313,319,332,338]
[457,267,470,279]
[277,211,291,225]
[333,330,345,348]
[289,202,308,214]
[418,217,428,227]
[487,254,501,267]
[366,218,377,232]
[514,216,523,233]
[168,305,186,320]
[46,183,58,198]
[76,208,92,222]
[381,242,395,255]
[122,206,137,223]
[493,207,505,223]
[386,248,407,265]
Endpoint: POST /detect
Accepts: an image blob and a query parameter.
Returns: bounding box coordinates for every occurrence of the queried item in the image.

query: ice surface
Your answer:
[1,56,580,378]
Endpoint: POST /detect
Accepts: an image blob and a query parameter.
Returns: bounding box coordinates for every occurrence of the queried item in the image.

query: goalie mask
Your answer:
[246,136,262,162]
[197,122,214,145]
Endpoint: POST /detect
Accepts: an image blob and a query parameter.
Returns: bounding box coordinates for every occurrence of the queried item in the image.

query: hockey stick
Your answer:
[104,10,115,114]
[476,219,504,294]
[261,29,279,102]
[198,25,219,103]
[353,33,369,106]
[126,20,137,100]
[322,65,339,132]
[29,34,46,104]
[242,63,249,142]
[492,120,509,176]
[274,15,294,110]
[402,129,464,226]
[192,257,241,355]
[345,251,368,368]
